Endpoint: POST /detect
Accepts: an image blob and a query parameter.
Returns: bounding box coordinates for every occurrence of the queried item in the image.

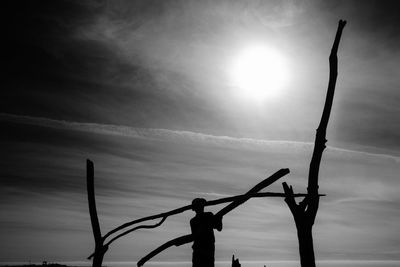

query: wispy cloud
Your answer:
[2,113,399,163]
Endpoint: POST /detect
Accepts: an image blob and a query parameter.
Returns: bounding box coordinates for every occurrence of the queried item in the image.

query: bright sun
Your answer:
[230,45,288,101]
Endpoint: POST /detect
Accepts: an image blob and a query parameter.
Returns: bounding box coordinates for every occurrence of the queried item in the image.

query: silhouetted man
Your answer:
[190,198,223,267]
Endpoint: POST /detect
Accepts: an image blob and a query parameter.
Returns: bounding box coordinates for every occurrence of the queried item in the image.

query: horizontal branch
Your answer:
[102,191,324,242]
[216,168,290,217]
[136,168,291,266]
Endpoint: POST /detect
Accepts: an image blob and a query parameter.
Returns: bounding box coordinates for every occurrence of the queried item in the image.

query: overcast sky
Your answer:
[1,0,400,265]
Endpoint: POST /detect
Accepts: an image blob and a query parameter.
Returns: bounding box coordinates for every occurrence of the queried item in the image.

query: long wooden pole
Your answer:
[308,19,347,195]
[87,188,323,260]
[101,191,321,244]
[87,159,108,267]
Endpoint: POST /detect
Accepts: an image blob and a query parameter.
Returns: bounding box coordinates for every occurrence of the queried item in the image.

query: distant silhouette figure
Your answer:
[190,198,223,267]
[231,255,241,267]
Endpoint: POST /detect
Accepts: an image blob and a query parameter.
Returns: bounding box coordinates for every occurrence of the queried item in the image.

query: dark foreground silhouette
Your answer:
[86,162,290,267]
[282,19,346,267]
[136,169,289,266]
[190,198,223,267]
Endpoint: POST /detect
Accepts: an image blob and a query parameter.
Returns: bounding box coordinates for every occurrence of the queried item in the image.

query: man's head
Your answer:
[192,198,206,214]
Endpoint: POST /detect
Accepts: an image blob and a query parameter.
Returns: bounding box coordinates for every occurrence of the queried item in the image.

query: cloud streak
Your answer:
[2,113,399,163]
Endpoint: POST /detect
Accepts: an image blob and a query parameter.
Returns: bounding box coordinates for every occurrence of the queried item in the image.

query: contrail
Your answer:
[1,112,399,163]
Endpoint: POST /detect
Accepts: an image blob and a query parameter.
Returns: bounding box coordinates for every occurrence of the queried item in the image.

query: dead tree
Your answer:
[282,20,346,267]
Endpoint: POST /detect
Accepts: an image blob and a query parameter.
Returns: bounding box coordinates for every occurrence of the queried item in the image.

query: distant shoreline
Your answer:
[0,265,74,267]
[2,260,400,267]
[0,264,79,267]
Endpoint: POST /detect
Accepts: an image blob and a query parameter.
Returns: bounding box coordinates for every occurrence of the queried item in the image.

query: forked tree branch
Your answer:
[283,20,346,267]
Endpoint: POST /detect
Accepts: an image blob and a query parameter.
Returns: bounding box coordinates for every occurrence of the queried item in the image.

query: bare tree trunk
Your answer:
[87,159,108,267]
[297,225,315,267]
[282,20,346,267]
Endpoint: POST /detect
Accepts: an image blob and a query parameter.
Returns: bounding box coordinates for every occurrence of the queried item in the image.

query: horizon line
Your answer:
[2,260,400,265]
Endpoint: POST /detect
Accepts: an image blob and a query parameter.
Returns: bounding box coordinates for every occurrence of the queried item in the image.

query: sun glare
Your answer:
[230,45,288,102]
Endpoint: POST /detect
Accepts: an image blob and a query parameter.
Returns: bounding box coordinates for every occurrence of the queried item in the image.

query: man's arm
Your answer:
[190,219,198,236]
